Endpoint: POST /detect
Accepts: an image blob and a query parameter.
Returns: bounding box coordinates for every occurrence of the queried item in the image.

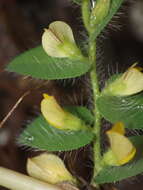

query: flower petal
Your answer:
[27,153,76,184]
[121,66,143,95]
[49,21,75,44]
[107,130,136,165]
[42,28,65,57]
[42,21,78,58]
[41,93,87,131]
[104,64,143,96]
[109,122,125,135]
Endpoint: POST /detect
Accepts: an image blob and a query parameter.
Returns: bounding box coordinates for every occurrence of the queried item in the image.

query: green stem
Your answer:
[81,0,91,33]
[81,0,106,187]
[89,38,102,186]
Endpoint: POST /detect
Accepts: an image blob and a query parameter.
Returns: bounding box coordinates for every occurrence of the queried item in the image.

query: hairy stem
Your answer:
[81,0,91,33]
[0,167,62,190]
[81,0,102,187]
[89,39,102,187]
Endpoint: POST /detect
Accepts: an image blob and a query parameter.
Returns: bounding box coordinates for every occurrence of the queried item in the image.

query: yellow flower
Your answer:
[42,21,83,59]
[27,153,76,184]
[104,64,143,96]
[103,122,136,166]
[41,93,87,131]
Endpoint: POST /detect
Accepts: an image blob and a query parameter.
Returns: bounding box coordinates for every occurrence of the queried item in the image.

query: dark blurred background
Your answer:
[1,0,143,189]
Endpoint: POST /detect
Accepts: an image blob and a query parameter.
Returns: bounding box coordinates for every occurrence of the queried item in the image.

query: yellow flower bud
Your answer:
[27,153,76,185]
[104,64,143,96]
[42,21,83,59]
[41,94,87,131]
[103,122,136,166]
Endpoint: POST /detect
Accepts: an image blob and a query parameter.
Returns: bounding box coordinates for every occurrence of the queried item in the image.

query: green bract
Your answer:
[90,0,110,32]
[91,0,124,40]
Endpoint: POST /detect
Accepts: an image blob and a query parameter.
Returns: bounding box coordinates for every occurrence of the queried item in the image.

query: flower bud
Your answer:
[42,21,83,59]
[103,122,136,166]
[27,153,76,185]
[90,0,110,30]
[41,93,88,131]
[103,64,143,96]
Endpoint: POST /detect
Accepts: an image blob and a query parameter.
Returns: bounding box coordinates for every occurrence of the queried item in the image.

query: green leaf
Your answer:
[106,74,121,86]
[97,93,143,129]
[130,136,143,149]
[65,106,94,125]
[96,158,143,184]
[7,46,90,80]
[91,0,123,41]
[95,136,143,184]
[19,115,94,151]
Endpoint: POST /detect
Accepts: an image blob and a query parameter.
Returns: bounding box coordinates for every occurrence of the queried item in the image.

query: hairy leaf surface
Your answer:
[19,115,94,151]
[7,46,90,80]
[97,93,143,129]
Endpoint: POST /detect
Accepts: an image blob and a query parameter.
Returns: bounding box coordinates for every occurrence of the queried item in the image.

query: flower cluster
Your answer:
[40,21,138,174]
